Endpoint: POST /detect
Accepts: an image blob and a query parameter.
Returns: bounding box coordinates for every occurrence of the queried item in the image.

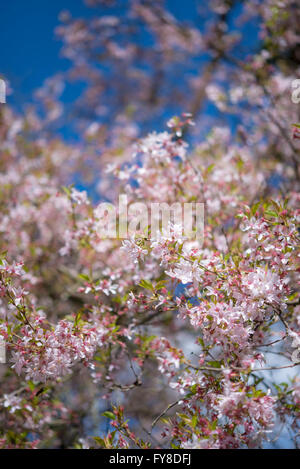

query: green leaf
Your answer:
[209,419,218,430]
[102,411,115,420]
[78,273,90,282]
[207,361,221,368]
[206,164,215,174]
[62,186,71,197]
[265,210,277,218]
[93,437,105,446]
[139,279,153,291]
[251,201,261,216]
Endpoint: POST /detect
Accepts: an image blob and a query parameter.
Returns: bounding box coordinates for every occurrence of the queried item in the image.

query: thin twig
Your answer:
[150,399,181,434]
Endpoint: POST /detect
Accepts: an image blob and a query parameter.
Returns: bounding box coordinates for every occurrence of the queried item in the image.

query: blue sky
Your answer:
[0,1,260,125]
[0,0,199,109]
[0,0,262,147]
[0,0,89,108]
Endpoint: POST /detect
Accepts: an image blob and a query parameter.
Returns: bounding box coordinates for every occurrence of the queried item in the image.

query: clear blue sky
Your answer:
[0,0,91,107]
[0,0,199,109]
[0,0,260,143]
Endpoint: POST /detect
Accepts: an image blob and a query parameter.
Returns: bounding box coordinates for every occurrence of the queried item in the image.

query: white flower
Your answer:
[70,188,89,205]
[3,394,22,413]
